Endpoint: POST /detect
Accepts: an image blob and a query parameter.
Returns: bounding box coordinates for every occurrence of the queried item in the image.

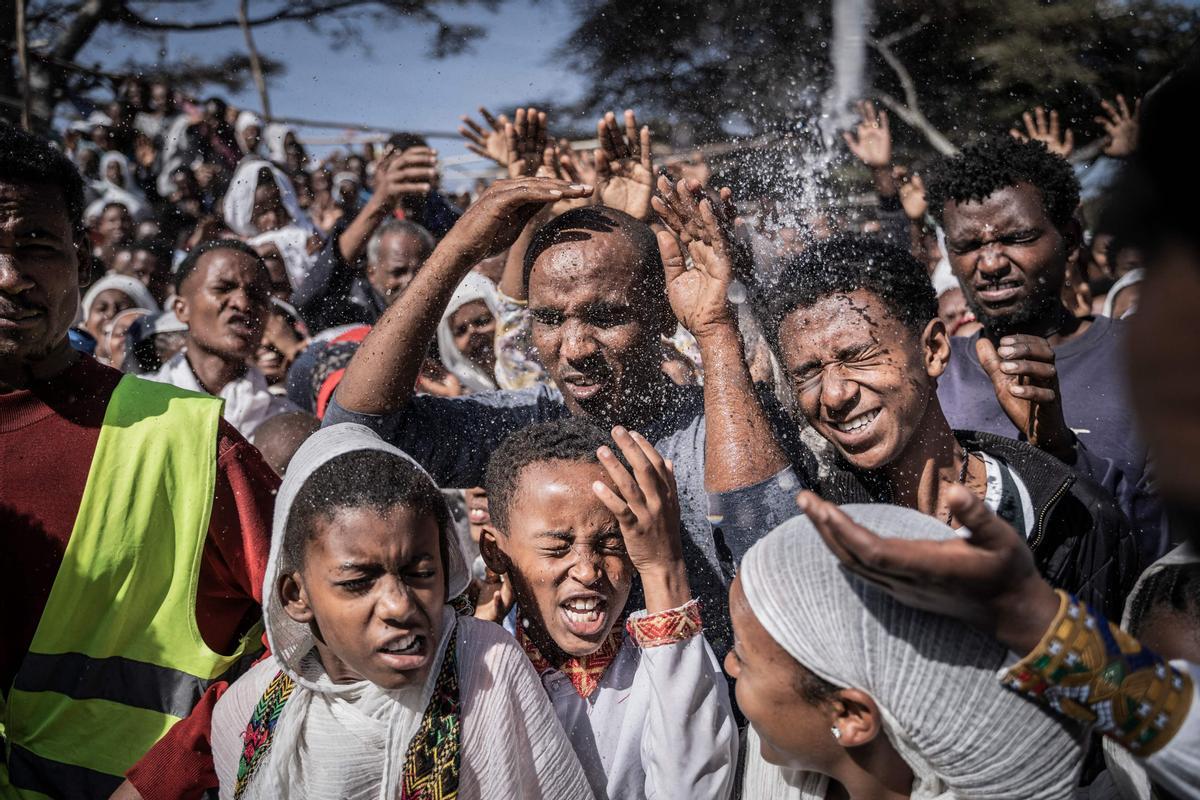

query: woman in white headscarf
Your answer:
[435,271,502,394]
[80,274,160,363]
[235,111,265,156]
[210,424,594,800]
[86,152,150,221]
[729,504,1087,800]
[224,159,320,289]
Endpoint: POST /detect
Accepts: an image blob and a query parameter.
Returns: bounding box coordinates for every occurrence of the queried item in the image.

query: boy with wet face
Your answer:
[211,425,594,798]
[757,234,1138,619]
[478,418,737,800]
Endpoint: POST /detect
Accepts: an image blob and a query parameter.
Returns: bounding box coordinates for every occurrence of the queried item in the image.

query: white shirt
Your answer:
[532,628,738,800]
[146,351,297,443]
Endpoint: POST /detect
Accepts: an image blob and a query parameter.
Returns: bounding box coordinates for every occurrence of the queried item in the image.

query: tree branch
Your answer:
[118,0,370,31]
[868,26,958,156]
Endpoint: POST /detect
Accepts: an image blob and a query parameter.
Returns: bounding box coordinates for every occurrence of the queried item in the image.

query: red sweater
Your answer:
[0,355,277,799]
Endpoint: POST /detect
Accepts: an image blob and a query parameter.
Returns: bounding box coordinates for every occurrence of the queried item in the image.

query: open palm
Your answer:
[595,110,654,220]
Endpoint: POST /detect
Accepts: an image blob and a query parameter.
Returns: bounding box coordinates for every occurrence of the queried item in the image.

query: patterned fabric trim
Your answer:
[234,669,296,800]
[1001,590,1194,756]
[448,592,475,617]
[516,623,623,699]
[401,621,462,800]
[626,599,703,649]
[234,626,462,800]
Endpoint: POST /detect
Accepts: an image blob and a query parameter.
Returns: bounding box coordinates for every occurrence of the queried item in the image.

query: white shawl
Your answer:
[436,272,502,394]
[146,350,297,442]
[739,505,1087,800]
[224,160,318,287]
[211,424,594,800]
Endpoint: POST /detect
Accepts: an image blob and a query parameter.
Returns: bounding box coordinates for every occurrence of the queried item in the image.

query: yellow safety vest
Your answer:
[2,375,263,799]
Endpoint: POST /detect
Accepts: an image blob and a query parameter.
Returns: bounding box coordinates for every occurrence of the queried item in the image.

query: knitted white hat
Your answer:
[740,505,1086,799]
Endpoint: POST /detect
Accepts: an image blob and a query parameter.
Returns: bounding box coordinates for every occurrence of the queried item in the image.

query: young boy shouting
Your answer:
[480,418,738,800]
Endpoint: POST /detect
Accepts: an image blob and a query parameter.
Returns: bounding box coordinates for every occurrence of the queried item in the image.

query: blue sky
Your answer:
[78,0,587,186]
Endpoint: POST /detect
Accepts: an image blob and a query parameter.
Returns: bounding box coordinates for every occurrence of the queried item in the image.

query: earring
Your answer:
[830,727,841,741]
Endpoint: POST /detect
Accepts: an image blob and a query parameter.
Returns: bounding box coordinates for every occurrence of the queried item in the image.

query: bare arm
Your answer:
[335,178,592,415]
[654,176,789,493]
[338,147,438,264]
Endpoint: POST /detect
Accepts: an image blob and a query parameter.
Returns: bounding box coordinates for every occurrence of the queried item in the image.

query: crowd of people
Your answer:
[2,51,1198,800]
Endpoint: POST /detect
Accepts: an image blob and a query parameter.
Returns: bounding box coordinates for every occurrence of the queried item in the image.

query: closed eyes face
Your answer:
[495,460,633,660]
[284,504,446,690]
[777,290,939,472]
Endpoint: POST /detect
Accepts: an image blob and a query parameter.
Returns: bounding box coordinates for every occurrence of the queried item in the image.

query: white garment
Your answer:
[81,274,160,319]
[248,227,318,291]
[739,505,1087,799]
[210,423,593,800]
[436,272,502,394]
[146,351,297,442]
[1143,660,1200,799]
[224,158,316,238]
[236,111,264,155]
[264,123,294,167]
[532,627,737,800]
[86,152,150,222]
[1102,268,1145,319]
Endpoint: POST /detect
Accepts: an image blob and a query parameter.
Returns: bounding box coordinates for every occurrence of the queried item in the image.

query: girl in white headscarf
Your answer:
[436,272,502,394]
[80,274,160,363]
[210,424,594,800]
[224,159,320,289]
[730,504,1087,800]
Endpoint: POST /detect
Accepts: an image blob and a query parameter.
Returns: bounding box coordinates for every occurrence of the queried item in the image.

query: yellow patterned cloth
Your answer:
[1001,590,1193,755]
[626,599,704,649]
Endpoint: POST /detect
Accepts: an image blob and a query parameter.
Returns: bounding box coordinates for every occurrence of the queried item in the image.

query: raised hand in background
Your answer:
[594,109,654,220]
[459,106,511,166]
[1095,94,1140,158]
[505,107,548,179]
[1010,106,1074,159]
[842,99,892,170]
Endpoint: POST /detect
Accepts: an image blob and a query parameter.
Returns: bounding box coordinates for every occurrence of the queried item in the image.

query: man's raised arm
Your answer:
[334,177,592,416]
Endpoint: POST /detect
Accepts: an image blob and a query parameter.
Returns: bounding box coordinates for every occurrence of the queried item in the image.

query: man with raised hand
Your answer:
[326,167,803,657]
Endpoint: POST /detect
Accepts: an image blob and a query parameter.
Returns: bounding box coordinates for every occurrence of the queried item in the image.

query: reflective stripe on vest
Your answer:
[3,374,263,799]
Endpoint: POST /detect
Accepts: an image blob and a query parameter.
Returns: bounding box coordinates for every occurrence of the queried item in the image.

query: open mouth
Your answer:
[559,595,610,638]
[974,279,1024,306]
[560,373,607,403]
[826,408,882,448]
[376,633,428,670]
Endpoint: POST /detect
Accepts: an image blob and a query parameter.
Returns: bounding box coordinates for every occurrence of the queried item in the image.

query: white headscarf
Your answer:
[248,227,317,291]
[235,111,264,155]
[89,152,150,221]
[241,423,470,800]
[223,159,316,239]
[81,274,160,319]
[436,272,501,393]
[739,505,1087,800]
[264,123,294,166]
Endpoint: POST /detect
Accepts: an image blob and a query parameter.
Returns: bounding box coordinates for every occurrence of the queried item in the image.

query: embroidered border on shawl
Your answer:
[625,599,703,648]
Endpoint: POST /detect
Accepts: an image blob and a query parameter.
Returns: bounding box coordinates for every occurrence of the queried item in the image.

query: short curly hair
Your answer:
[925,136,1080,229]
[0,122,86,230]
[484,418,626,534]
[758,234,938,352]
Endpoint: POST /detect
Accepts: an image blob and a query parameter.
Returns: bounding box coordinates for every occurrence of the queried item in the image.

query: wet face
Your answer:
[252,172,289,232]
[776,290,947,472]
[449,299,496,375]
[486,460,632,660]
[283,505,445,690]
[527,233,671,425]
[175,248,270,362]
[85,289,135,343]
[725,576,842,771]
[367,231,426,305]
[0,181,88,373]
[942,183,1077,336]
[98,205,133,246]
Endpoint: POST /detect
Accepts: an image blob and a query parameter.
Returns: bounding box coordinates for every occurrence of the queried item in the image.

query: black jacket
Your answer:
[795,430,1141,620]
